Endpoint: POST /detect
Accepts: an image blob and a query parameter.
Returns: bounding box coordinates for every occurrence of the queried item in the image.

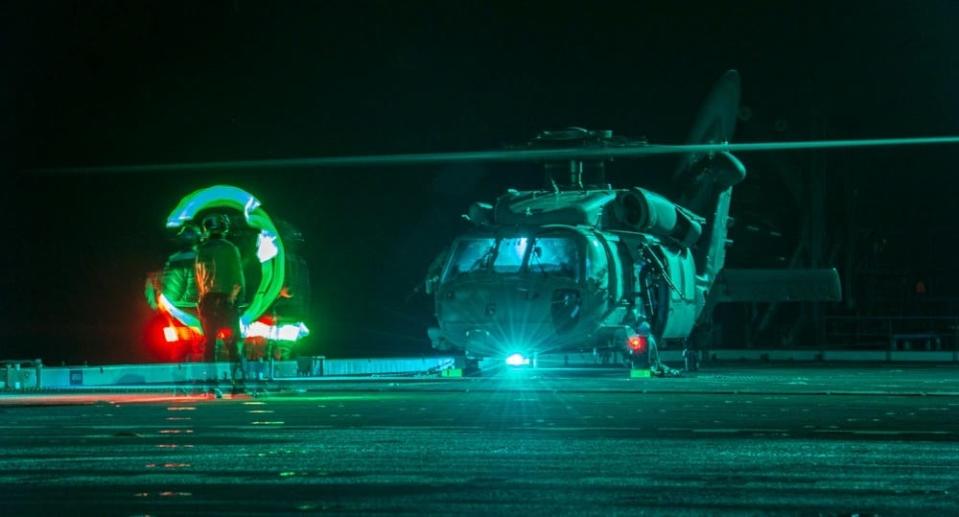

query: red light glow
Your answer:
[162,325,199,344]
[628,335,648,353]
[144,313,200,362]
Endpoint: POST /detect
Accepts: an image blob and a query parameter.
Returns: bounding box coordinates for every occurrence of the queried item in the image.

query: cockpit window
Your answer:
[528,237,579,280]
[444,235,580,281]
[585,235,609,289]
[445,238,495,280]
[493,237,528,273]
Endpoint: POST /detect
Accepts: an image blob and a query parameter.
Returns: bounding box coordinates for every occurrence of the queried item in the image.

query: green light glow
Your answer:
[165,185,285,329]
[35,135,959,174]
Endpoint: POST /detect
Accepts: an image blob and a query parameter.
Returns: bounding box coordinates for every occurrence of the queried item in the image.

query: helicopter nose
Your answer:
[437,279,582,357]
[515,287,541,300]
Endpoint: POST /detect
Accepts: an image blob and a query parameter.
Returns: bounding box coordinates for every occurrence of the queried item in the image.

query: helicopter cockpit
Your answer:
[443,233,582,283]
[431,226,618,359]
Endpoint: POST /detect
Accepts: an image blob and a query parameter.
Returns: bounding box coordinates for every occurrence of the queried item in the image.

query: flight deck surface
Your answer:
[2,365,958,515]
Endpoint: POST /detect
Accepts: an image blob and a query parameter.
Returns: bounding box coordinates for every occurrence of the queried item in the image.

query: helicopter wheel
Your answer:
[463,355,481,376]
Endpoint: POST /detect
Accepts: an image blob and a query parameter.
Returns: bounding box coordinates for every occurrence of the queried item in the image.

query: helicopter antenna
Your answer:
[549,176,560,194]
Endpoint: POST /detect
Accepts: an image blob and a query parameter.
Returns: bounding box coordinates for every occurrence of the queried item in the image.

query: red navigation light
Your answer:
[216,328,233,340]
[163,326,179,343]
[145,314,200,362]
[627,335,648,353]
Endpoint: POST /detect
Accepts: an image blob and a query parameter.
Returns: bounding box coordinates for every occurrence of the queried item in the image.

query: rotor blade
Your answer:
[31,135,959,174]
[676,69,741,180]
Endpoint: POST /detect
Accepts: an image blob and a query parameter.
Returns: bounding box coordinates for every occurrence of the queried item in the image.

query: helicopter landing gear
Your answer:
[444,354,481,377]
[463,355,481,376]
[683,345,699,372]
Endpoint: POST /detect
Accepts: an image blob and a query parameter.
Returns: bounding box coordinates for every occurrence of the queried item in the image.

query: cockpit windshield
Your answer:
[527,237,579,279]
[445,238,496,278]
[493,237,528,273]
[444,235,580,282]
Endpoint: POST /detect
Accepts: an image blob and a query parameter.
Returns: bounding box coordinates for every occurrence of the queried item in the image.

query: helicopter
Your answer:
[143,185,312,363]
[423,70,842,374]
[36,70,959,374]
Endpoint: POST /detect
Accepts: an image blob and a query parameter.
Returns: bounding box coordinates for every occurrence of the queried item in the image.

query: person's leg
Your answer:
[204,294,233,394]
[222,303,246,392]
[198,296,216,364]
[197,295,219,392]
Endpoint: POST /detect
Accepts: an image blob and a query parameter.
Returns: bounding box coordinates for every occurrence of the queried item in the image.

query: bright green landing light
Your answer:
[506,353,531,366]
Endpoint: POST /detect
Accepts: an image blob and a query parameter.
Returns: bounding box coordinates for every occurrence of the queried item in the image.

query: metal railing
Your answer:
[825,315,959,351]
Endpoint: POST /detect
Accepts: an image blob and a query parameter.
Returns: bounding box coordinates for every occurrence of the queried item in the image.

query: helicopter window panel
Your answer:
[492,237,528,273]
[528,237,579,280]
[445,238,496,280]
[585,236,609,289]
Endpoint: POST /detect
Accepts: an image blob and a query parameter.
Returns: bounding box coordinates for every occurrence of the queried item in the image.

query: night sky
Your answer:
[5,1,959,364]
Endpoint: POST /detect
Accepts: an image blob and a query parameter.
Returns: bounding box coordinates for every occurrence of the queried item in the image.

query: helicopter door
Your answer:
[528,234,584,334]
[641,246,699,341]
[585,233,624,303]
[601,233,625,303]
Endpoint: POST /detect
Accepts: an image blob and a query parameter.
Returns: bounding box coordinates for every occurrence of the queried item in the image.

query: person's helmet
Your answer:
[200,213,230,237]
[175,223,201,245]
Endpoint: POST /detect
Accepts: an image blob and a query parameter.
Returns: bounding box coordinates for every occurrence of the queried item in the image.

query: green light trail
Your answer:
[33,135,959,174]
[162,185,288,331]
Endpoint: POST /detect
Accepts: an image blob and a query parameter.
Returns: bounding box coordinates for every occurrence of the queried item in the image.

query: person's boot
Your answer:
[209,377,223,399]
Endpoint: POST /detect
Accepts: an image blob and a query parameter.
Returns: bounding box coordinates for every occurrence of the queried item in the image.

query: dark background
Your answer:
[4,1,959,364]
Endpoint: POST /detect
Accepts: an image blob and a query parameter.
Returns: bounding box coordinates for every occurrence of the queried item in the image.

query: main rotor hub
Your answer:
[523,127,644,189]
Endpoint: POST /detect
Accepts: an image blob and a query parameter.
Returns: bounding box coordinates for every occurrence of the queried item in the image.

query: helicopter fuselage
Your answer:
[427,188,709,362]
